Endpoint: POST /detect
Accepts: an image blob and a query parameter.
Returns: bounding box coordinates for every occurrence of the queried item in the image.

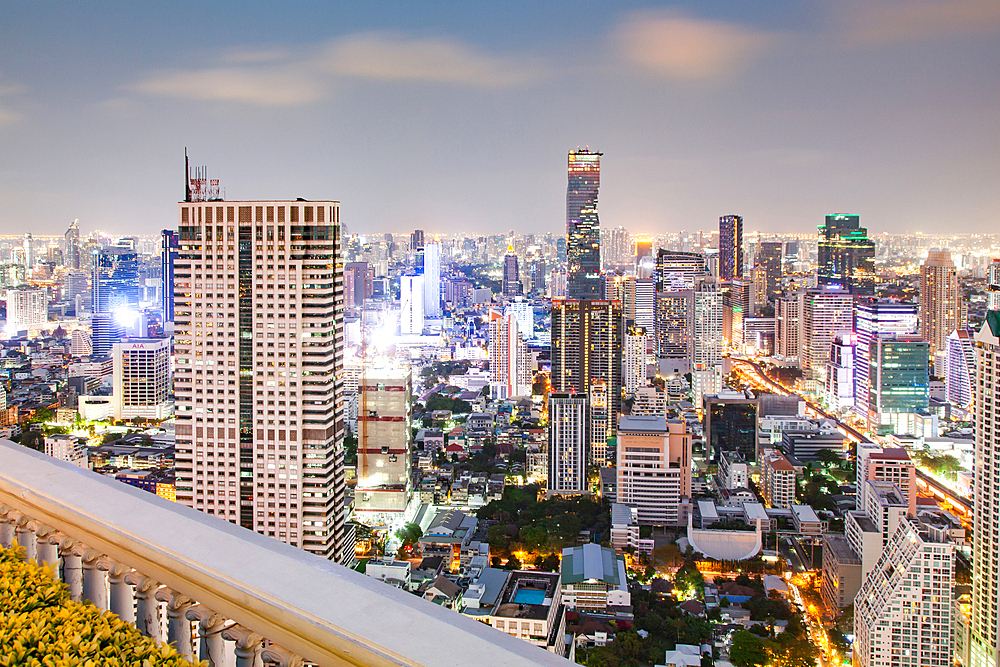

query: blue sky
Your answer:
[1,1,998,236]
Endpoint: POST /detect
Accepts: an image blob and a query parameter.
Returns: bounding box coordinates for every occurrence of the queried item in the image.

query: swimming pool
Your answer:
[513,588,546,605]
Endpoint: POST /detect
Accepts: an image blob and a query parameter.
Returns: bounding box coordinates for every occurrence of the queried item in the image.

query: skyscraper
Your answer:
[654,288,693,364]
[817,214,875,296]
[550,299,623,423]
[173,199,346,563]
[5,288,48,331]
[755,241,782,302]
[502,245,522,297]
[112,337,172,421]
[623,326,648,395]
[410,229,424,251]
[945,329,975,409]
[718,215,743,281]
[867,334,930,434]
[919,249,962,355]
[800,287,854,382]
[970,261,1000,667]
[655,250,706,291]
[853,300,919,417]
[354,368,413,520]
[624,277,655,330]
[547,394,589,497]
[566,149,602,300]
[693,277,724,371]
[344,261,374,308]
[65,219,81,270]
[423,242,441,318]
[161,229,179,322]
[93,245,139,314]
[488,310,532,399]
[400,274,424,335]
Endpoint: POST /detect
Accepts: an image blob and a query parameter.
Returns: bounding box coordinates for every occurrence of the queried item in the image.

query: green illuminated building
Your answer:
[818,214,875,296]
[867,333,929,434]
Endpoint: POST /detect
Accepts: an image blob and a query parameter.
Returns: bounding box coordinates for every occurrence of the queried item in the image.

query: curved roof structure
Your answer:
[686,515,762,561]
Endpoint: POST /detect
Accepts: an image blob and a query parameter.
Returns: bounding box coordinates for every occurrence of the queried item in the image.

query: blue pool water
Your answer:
[513,589,546,605]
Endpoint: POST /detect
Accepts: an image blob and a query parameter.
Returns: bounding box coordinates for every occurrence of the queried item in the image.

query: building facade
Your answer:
[547,394,589,496]
[616,415,691,526]
[354,368,413,519]
[5,288,48,330]
[112,337,172,420]
[566,149,602,300]
[550,299,623,424]
[919,249,962,355]
[488,310,532,400]
[719,215,743,281]
[817,214,875,296]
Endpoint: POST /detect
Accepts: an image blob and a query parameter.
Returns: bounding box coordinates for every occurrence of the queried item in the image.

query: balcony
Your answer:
[0,440,571,667]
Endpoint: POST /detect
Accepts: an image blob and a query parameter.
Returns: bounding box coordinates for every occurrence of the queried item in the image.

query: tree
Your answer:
[395,522,423,548]
[729,631,768,667]
[504,555,521,570]
[814,449,842,467]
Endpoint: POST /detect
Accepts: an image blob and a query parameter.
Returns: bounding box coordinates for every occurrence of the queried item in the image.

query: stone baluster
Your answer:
[126,573,162,641]
[106,562,134,623]
[260,643,305,667]
[222,625,263,667]
[15,515,37,562]
[34,525,62,577]
[156,588,194,658]
[81,549,108,610]
[0,506,14,549]
[186,605,228,667]
[59,538,83,602]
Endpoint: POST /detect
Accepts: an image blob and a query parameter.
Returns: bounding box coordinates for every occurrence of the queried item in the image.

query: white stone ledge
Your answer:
[0,440,570,667]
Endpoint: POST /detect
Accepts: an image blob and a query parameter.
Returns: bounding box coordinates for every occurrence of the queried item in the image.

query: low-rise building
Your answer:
[560,543,630,614]
[44,433,87,468]
[463,568,567,655]
[718,449,748,489]
[790,504,824,535]
[759,448,796,509]
[610,503,640,550]
[365,559,413,590]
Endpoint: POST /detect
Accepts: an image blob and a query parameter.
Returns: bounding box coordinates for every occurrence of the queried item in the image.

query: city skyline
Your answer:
[2,1,1000,236]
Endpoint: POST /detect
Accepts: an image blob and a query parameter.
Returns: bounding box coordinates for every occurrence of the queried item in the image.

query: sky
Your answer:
[1,1,999,238]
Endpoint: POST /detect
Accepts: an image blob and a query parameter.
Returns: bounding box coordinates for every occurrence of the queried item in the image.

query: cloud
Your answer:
[130,32,541,106]
[840,0,1000,46]
[615,11,780,80]
[0,82,24,126]
[318,32,543,87]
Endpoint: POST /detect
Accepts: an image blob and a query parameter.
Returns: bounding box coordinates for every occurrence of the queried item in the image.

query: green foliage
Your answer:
[395,522,423,548]
[730,631,768,667]
[424,393,471,415]
[344,430,358,466]
[0,547,202,666]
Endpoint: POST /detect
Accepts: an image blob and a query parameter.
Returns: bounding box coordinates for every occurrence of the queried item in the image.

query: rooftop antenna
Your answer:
[184,148,192,202]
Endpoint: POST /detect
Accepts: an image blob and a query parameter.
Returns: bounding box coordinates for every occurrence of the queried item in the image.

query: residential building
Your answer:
[655,288,693,365]
[624,277,655,329]
[692,276,724,371]
[946,329,976,409]
[759,448,795,509]
[466,569,567,654]
[161,229,179,321]
[502,245,522,298]
[659,644,703,667]
[616,415,691,526]
[862,480,909,549]
[112,337,172,420]
[547,394,588,497]
[173,199,347,562]
[856,446,917,515]
[550,299,623,421]
[422,242,441,318]
[719,215,743,281]
[609,503,639,550]
[723,278,754,348]
[44,434,87,468]
[560,543,630,613]
[919,249,962,355]
[969,261,1000,667]
[589,379,611,465]
[654,250,706,290]
[5,288,48,330]
[566,148,602,300]
[825,333,857,412]
[488,311,531,400]
[822,534,861,610]
[755,241,782,302]
[800,287,854,382]
[719,450,748,490]
[400,274,424,334]
[354,368,413,519]
[623,326,647,395]
[817,214,875,296]
[854,517,954,667]
[632,385,667,416]
[775,292,801,361]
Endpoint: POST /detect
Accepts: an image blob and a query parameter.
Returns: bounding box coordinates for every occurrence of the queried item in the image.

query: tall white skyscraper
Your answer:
[5,288,48,331]
[800,287,854,382]
[623,326,647,395]
[173,199,346,563]
[919,249,962,355]
[488,310,531,399]
[693,276,724,371]
[422,242,441,318]
[400,274,425,335]
[945,329,975,409]
[112,337,172,420]
[547,394,588,497]
[970,261,1000,667]
[504,297,534,339]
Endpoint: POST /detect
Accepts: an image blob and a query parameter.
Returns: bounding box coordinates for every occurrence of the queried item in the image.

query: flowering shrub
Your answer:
[0,547,204,666]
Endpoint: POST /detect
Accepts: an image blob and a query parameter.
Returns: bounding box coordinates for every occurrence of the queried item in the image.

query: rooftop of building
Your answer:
[868,480,907,507]
[493,570,560,621]
[824,534,862,564]
[561,543,625,588]
[869,447,911,461]
[848,510,880,534]
[617,414,668,433]
[790,504,821,523]
[610,503,635,526]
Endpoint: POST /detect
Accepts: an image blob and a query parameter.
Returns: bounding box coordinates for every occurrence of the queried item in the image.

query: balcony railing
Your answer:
[0,440,571,667]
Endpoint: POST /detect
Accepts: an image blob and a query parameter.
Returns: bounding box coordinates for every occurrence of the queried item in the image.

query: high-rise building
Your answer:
[173,199,346,562]
[112,337,172,420]
[601,226,630,268]
[919,249,962,355]
[93,245,139,314]
[800,287,854,382]
[488,310,532,400]
[502,245,522,298]
[354,368,413,520]
[854,300,919,417]
[566,149,602,300]
[634,239,653,271]
[854,517,953,667]
[624,277,655,329]
[759,448,796,509]
[655,289,693,366]
[344,261,374,307]
[623,327,647,395]
[867,333,929,434]
[655,250,706,291]
[65,219,81,270]
[547,394,589,497]
[71,329,92,356]
[817,214,875,296]
[422,242,441,318]
[589,379,610,465]
[400,275,424,335]
[5,288,48,331]
[161,230,179,322]
[718,215,743,281]
[723,278,754,348]
[410,229,424,251]
[550,299,623,424]
[91,312,125,358]
[775,293,802,361]
[969,261,1000,667]
[755,241,782,302]
[855,447,917,516]
[824,333,857,413]
[693,277,724,385]
[616,415,691,526]
[945,329,976,409]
